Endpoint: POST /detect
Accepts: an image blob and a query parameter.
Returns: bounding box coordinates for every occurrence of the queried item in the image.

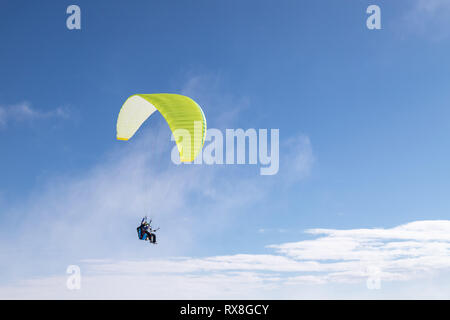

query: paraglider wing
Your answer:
[116,93,207,162]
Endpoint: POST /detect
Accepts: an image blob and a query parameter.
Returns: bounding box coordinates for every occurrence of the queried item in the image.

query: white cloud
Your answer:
[85,220,450,284]
[2,220,450,299]
[269,220,450,282]
[0,102,69,128]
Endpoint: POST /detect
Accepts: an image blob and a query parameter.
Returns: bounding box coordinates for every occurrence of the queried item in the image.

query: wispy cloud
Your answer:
[0,102,69,128]
[401,0,450,40]
[181,74,251,129]
[282,135,314,183]
[414,0,450,13]
[0,126,313,257]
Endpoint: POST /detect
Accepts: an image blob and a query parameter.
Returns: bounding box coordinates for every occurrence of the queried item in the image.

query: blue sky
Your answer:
[1,0,450,298]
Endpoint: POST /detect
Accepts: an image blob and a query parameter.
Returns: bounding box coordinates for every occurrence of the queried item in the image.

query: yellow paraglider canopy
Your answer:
[116,94,207,162]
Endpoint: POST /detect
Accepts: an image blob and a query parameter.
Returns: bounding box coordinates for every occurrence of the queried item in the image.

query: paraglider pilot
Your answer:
[137,217,157,244]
